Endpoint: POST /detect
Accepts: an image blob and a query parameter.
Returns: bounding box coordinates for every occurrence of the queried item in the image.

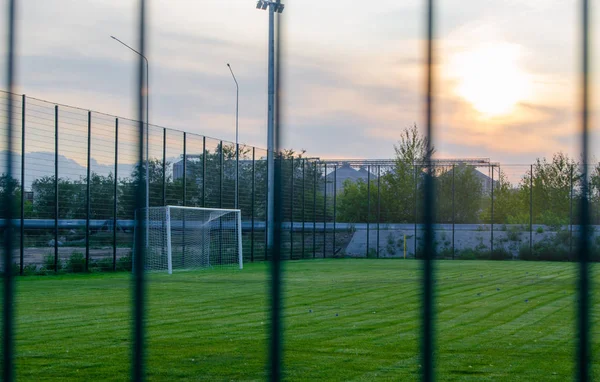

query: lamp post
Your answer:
[111,35,150,213]
[227,63,239,209]
[256,0,284,253]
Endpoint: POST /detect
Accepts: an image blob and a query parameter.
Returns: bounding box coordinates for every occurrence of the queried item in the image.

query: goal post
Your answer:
[136,206,243,273]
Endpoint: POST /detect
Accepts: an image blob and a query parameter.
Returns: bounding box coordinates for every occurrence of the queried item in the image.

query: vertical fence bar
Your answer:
[333,165,337,256]
[202,136,206,207]
[422,0,436,379]
[313,161,317,259]
[219,141,223,208]
[182,133,187,266]
[265,155,270,261]
[54,105,59,272]
[577,0,591,379]
[376,165,380,258]
[491,165,494,255]
[85,111,91,271]
[570,164,574,256]
[132,0,147,379]
[113,119,118,271]
[183,132,187,206]
[302,159,305,258]
[162,128,166,207]
[323,163,327,258]
[366,166,371,257]
[236,143,239,209]
[19,94,25,275]
[251,147,255,262]
[452,164,455,259]
[530,164,533,255]
[219,141,223,262]
[4,1,17,378]
[414,165,418,256]
[290,157,294,259]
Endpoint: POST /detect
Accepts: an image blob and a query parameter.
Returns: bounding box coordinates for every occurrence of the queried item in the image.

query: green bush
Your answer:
[490,248,512,260]
[91,257,115,272]
[457,247,490,260]
[536,226,544,234]
[22,263,38,276]
[117,254,132,271]
[43,253,62,272]
[66,252,86,273]
[520,241,570,262]
[507,227,521,242]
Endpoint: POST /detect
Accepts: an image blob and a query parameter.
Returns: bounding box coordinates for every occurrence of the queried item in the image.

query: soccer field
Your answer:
[12,259,600,381]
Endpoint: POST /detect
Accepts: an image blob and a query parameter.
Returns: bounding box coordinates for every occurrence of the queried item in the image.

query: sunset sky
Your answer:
[3,0,599,165]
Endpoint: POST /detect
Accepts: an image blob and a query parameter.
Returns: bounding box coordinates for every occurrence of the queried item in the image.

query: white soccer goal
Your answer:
[135,206,243,273]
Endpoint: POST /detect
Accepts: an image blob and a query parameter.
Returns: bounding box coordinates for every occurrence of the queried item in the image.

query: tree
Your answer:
[0,173,22,217]
[488,169,525,224]
[519,152,577,227]
[435,165,484,223]
[31,176,86,219]
[336,178,378,222]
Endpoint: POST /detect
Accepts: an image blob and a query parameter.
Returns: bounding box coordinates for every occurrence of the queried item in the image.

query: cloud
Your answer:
[3,0,596,170]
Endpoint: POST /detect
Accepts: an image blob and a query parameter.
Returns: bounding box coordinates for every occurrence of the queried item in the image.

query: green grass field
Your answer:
[11,259,600,381]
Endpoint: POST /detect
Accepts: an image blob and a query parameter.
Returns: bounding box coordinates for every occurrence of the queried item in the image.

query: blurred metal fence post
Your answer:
[366,165,371,257]
[491,165,494,255]
[414,165,418,256]
[570,164,574,257]
[4,1,17,378]
[577,0,591,379]
[54,105,59,272]
[334,165,337,256]
[265,156,270,261]
[251,147,255,262]
[530,164,533,255]
[290,157,294,259]
[422,0,437,379]
[323,163,327,258]
[132,0,147,379]
[162,129,166,206]
[85,111,92,271]
[20,94,25,275]
[376,165,380,258]
[313,161,317,259]
[113,118,118,270]
[452,164,455,259]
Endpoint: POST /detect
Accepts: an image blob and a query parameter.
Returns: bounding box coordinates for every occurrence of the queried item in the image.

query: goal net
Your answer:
[135,206,243,273]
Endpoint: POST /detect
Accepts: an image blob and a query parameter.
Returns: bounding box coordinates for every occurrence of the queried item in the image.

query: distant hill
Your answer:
[0,151,179,189]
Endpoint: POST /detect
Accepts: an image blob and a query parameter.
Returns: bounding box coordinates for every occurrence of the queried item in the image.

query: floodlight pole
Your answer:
[227,63,239,209]
[257,0,284,254]
[111,35,150,214]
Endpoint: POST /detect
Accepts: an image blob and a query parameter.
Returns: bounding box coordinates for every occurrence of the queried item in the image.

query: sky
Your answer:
[2,0,599,165]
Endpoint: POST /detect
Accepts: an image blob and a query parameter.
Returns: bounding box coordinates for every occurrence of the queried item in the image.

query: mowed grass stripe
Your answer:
[11,259,599,381]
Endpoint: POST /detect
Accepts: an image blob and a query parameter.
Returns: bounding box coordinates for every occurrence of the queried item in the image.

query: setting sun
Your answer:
[449,43,531,116]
